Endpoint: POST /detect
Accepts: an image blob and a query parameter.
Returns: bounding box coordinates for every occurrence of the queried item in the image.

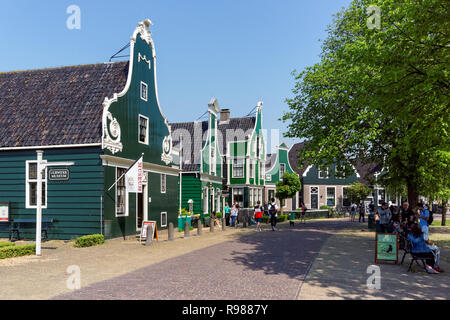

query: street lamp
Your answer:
[36,150,74,256]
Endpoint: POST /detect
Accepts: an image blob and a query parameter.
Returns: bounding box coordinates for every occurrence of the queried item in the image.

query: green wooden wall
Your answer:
[0,147,103,240]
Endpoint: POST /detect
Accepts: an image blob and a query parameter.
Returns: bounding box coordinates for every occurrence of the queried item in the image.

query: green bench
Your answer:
[9,218,54,241]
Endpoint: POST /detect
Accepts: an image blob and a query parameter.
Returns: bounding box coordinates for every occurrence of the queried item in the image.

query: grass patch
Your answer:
[431,220,448,226]
[0,242,14,248]
[0,244,35,259]
[74,234,104,248]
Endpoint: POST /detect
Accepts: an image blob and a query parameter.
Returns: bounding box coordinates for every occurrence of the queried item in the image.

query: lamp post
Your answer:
[36,150,74,256]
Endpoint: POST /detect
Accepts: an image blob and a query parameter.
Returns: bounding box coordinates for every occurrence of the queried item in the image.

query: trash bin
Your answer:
[289,212,296,221]
[178,215,191,231]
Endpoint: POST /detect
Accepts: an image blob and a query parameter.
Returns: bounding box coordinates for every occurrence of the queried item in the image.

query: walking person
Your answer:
[269,198,279,231]
[253,201,263,232]
[230,201,239,228]
[350,202,357,222]
[224,203,231,227]
[300,202,307,224]
[359,203,365,223]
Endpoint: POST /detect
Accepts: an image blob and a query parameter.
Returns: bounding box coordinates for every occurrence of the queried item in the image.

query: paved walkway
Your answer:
[298,225,450,300]
[53,219,348,300]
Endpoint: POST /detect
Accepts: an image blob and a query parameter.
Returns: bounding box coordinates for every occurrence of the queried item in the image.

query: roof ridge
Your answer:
[0,61,128,75]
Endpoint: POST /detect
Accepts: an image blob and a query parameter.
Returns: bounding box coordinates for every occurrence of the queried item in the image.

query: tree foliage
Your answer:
[283,0,450,208]
[346,182,372,204]
[275,172,302,210]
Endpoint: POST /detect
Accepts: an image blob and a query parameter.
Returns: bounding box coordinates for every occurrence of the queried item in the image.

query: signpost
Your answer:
[36,150,74,256]
[0,203,9,222]
[139,220,158,244]
[375,233,399,264]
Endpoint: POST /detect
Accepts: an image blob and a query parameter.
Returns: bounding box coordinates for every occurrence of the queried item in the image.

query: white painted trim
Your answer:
[279,163,286,180]
[0,143,101,151]
[325,186,337,207]
[25,160,48,209]
[231,158,245,179]
[115,166,129,218]
[302,165,313,177]
[101,154,180,176]
[160,173,166,194]
[318,167,329,179]
[138,114,149,145]
[160,212,168,228]
[140,81,148,102]
[309,185,320,210]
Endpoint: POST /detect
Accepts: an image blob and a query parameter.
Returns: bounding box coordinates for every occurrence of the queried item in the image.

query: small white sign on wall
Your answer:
[0,203,9,222]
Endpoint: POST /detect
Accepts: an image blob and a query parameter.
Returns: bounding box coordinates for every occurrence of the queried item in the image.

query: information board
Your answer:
[140,220,158,243]
[375,233,398,263]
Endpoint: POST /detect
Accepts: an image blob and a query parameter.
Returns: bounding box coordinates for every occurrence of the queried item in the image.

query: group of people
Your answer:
[223,198,281,232]
[375,201,443,274]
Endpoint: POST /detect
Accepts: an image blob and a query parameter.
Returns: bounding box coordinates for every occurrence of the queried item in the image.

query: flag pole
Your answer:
[107,153,144,191]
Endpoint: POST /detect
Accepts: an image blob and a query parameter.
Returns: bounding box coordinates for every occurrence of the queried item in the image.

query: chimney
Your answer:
[220,109,230,122]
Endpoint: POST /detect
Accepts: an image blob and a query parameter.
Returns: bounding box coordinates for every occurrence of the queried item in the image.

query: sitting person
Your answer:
[420,220,444,273]
[407,224,442,274]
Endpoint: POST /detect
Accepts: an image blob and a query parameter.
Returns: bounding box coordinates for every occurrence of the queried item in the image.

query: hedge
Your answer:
[0,242,14,248]
[261,215,289,224]
[0,244,35,259]
[74,234,105,248]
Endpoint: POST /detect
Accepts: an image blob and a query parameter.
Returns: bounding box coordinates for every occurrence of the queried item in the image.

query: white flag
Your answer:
[125,156,143,193]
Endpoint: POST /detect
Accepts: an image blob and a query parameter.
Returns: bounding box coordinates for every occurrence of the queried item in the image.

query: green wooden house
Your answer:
[264,143,296,210]
[170,98,224,218]
[226,102,266,208]
[0,20,180,240]
[288,142,361,210]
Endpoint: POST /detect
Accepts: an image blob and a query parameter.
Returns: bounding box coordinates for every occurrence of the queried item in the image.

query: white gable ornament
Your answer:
[102,110,123,154]
[161,136,173,165]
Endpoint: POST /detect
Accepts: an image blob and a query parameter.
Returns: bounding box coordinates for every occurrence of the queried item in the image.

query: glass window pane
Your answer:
[29,163,37,180]
[30,182,37,206]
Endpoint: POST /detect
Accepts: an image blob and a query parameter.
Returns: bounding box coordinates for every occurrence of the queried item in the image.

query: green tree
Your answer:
[283,0,449,210]
[275,172,302,214]
[346,182,372,204]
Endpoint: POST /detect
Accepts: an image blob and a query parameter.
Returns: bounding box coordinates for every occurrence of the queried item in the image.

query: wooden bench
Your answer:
[9,218,54,241]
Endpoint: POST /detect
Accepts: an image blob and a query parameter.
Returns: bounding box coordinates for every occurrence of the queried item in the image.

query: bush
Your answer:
[0,242,14,248]
[320,205,330,210]
[215,212,222,219]
[277,214,288,222]
[0,244,35,259]
[74,234,105,248]
[262,216,269,224]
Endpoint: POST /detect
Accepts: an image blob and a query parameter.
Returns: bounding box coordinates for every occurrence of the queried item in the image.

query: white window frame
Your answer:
[25,160,48,209]
[160,173,166,194]
[160,212,168,228]
[210,146,216,174]
[279,163,286,180]
[140,81,148,102]
[318,168,329,179]
[265,174,271,181]
[326,186,336,207]
[203,187,209,214]
[138,114,149,145]
[115,166,129,217]
[232,158,245,178]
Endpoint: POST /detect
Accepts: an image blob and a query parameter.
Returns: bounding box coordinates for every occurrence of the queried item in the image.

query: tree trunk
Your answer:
[280,199,284,215]
[442,200,447,227]
[407,182,419,210]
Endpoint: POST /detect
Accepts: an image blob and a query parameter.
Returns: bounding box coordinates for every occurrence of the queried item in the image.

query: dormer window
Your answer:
[318,168,329,179]
[140,81,148,101]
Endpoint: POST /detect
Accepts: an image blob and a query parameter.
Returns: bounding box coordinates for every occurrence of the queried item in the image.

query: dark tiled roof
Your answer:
[170,116,256,172]
[289,141,378,183]
[288,141,310,176]
[265,153,277,170]
[0,62,129,148]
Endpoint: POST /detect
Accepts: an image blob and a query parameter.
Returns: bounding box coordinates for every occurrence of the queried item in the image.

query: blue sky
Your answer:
[0,0,351,152]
